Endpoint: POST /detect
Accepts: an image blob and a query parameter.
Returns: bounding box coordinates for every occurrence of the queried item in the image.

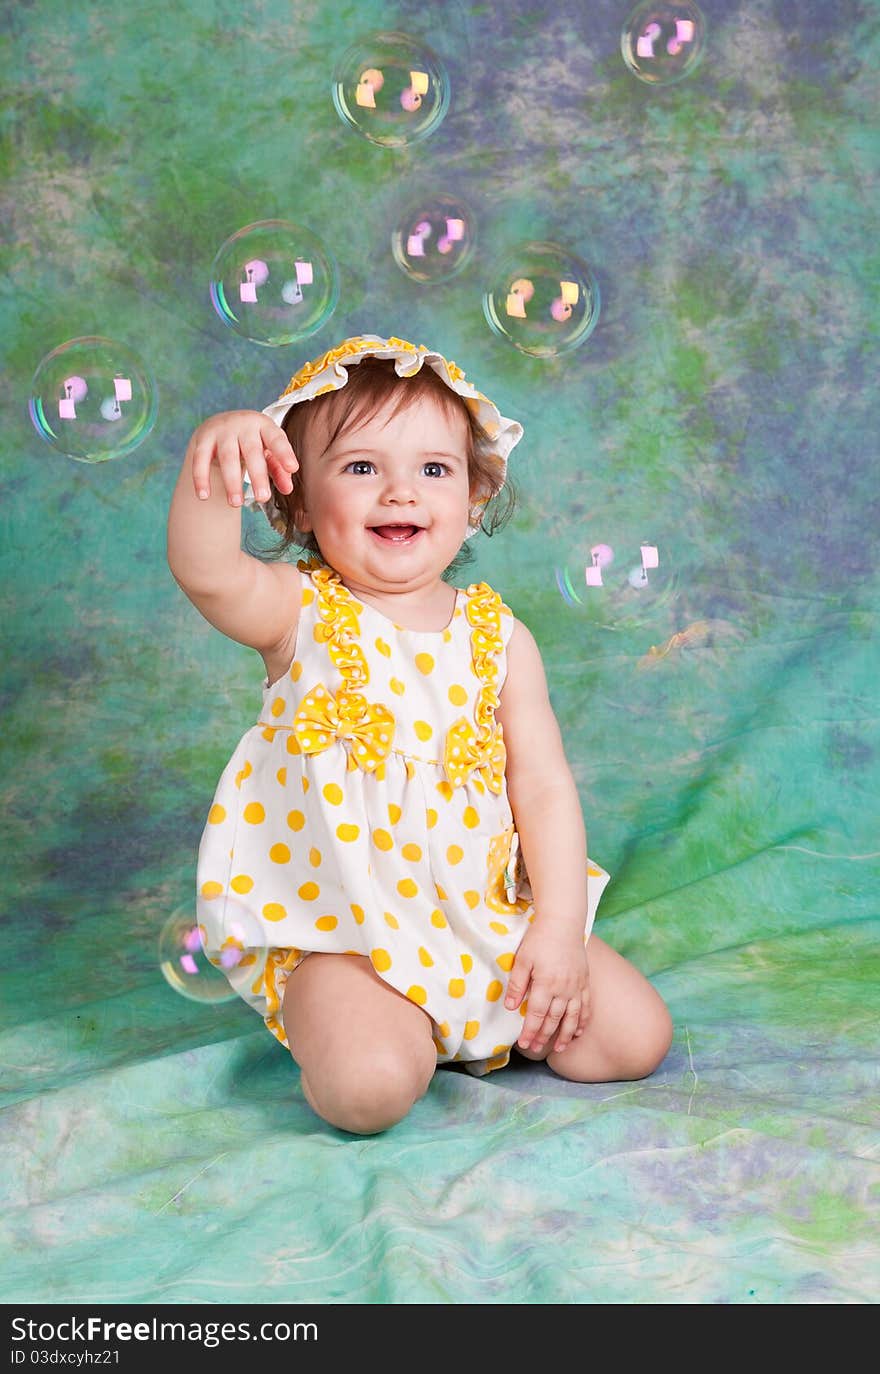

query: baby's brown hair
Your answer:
[262,356,517,576]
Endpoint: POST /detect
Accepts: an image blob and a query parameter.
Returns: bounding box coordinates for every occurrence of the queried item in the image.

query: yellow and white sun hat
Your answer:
[248,333,524,538]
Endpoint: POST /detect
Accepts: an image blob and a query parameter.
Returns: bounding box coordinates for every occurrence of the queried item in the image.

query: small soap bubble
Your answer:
[391,193,475,284]
[158,897,266,1005]
[483,242,600,358]
[209,219,339,346]
[332,30,450,147]
[621,2,706,85]
[553,536,677,630]
[28,336,157,464]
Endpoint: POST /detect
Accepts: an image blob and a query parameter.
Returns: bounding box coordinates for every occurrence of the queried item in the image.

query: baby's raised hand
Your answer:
[504,921,591,1055]
[186,410,298,508]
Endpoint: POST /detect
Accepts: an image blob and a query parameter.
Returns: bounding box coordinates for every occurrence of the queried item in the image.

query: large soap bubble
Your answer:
[209,219,339,346]
[28,336,157,464]
[391,192,476,284]
[332,30,450,147]
[621,2,706,85]
[482,242,600,358]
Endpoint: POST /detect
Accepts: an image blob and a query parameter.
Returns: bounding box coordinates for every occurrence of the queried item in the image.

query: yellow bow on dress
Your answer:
[293,683,395,773]
[444,717,506,794]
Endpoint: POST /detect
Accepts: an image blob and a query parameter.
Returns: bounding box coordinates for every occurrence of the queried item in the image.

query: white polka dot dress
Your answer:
[197,559,611,1076]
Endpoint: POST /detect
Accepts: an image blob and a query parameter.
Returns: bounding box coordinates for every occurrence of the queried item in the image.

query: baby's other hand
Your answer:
[186,410,298,508]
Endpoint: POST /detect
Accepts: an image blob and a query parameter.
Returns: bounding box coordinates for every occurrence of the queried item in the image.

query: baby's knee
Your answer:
[302,1043,436,1136]
[628,999,674,1079]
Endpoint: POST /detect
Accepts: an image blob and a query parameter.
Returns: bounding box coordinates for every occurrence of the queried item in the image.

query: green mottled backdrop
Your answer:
[1,0,878,1305]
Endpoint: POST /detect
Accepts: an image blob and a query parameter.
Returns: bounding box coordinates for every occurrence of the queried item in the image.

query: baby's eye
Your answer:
[423,462,449,478]
[344,460,375,475]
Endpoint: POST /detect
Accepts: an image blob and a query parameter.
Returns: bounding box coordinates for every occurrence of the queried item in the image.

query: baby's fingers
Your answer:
[216,435,248,507]
[189,435,216,500]
[261,422,298,491]
[553,999,583,1052]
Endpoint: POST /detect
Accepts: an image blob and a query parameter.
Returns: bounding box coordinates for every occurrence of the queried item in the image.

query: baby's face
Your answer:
[294,392,473,594]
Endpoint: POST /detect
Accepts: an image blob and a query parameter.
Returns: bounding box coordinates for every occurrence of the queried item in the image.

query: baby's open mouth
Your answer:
[370,524,422,542]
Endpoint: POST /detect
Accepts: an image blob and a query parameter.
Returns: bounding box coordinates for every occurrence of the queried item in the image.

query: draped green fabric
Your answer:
[1,0,878,1304]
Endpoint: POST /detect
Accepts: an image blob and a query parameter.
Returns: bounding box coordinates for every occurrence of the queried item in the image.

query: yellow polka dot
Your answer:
[337,822,360,842]
[489,921,510,934]
[200,881,223,899]
[447,844,464,865]
[588,865,603,876]
[371,948,392,973]
[430,908,447,928]
[405,760,415,781]
[323,783,343,806]
[351,903,365,924]
[276,768,287,786]
[436,781,454,802]
[437,1021,451,1037]
[302,776,309,793]
[397,877,418,898]
[414,720,432,741]
[426,808,438,829]
[496,952,515,971]
[286,734,301,755]
[406,985,428,1006]
[491,1044,509,1057]
[435,883,448,901]
[301,588,314,607]
[270,697,285,718]
[418,946,434,967]
[315,915,338,931]
[298,881,320,901]
[309,846,321,867]
[234,761,252,788]
[262,903,286,922]
[463,1020,480,1041]
[448,683,468,706]
[371,831,393,855]
[462,806,479,829]
[290,660,303,681]
[402,842,422,862]
[384,912,399,929]
[486,980,504,1002]
[432,1036,446,1054]
[207,804,226,825]
[269,844,291,864]
[390,677,406,695]
[243,802,265,824]
[460,953,473,974]
[415,652,435,675]
[261,727,276,742]
[448,978,465,998]
[287,809,306,831]
[388,803,402,824]
[230,874,254,893]
[464,890,480,909]
[375,637,391,657]
[519,1000,529,1017]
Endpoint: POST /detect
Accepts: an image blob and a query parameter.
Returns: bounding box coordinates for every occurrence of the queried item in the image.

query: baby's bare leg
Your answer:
[282,953,437,1134]
[516,933,672,1082]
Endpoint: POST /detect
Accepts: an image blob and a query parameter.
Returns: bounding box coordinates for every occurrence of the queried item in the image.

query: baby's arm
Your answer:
[166,410,300,661]
[496,621,592,1054]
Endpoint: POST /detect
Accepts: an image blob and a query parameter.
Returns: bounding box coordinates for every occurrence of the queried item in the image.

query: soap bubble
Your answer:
[158,897,266,1005]
[482,242,600,358]
[332,30,450,147]
[391,193,475,283]
[621,2,706,85]
[28,336,157,464]
[209,219,339,346]
[553,538,677,630]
